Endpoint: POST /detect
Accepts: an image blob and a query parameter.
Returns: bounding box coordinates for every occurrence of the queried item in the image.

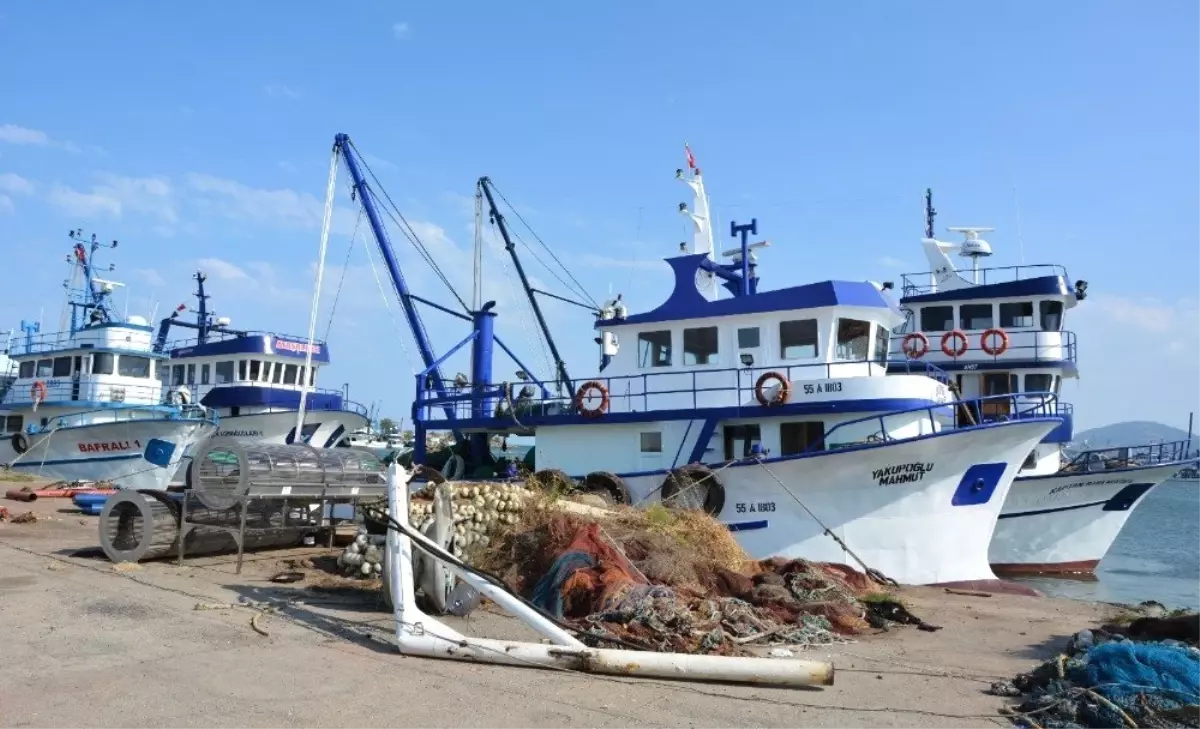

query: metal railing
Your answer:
[30,403,219,434]
[892,330,1077,364]
[2,377,167,407]
[900,263,1070,297]
[414,356,953,423]
[1059,440,1197,473]
[162,329,327,351]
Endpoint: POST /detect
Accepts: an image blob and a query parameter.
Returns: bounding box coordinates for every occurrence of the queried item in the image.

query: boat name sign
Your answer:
[78,439,141,453]
[873,461,935,486]
[1047,477,1133,496]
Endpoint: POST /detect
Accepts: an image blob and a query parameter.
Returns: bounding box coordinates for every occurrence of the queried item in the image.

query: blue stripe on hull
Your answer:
[9,453,143,468]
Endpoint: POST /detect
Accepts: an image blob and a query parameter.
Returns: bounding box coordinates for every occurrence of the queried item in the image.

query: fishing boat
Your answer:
[152,271,371,483]
[886,192,1197,575]
[0,231,219,489]
[320,134,1063,586]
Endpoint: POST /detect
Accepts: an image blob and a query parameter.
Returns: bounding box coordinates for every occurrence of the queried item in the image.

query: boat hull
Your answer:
[1,418,217,491]
[170,409,370,483]
[989,463,1185,575]
[620,418,1058,586]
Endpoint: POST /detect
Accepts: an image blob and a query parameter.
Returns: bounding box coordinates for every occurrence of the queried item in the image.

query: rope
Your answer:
[321,208,364,343]
[361,238,417,375]
[294,145,339,437]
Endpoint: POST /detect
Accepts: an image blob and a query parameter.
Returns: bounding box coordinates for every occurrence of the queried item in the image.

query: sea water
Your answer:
[1013,479,1200,610]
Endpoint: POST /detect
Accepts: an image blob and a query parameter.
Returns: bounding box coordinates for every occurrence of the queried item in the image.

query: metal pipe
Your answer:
[5,489,36,502]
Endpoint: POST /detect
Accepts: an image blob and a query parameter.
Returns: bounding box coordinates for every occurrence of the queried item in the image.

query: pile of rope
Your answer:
[993,616,1200,729]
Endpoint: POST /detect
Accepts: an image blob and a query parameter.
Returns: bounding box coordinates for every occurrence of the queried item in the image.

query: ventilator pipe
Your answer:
[383,465,835,687]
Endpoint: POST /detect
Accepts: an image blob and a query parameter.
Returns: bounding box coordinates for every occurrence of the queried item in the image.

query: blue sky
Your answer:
[1,1,1197,432]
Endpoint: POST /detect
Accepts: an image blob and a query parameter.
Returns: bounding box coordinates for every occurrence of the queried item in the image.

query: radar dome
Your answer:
[127,315,150,326]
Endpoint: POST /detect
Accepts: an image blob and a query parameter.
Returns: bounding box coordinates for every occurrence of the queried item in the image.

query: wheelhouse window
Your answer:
[309,367,316,386]
[237,360,248,381]
[52,357,71,377]
[248,360,261,381]
[200,363,211,385]
[737,327,760,349]
[959,304,994,331]
[781,421,825,455]
[93,353,115,376]
[4,415,23,433]
[637,330,672,368]
[873,324,890,364]
[1025,373,1054,392]
[35,359,52,378]
[1000,301,1034,328]
[157,364,170,386]
[186,364,196,385]
[682,326,719,366]
[639,431,662,453]
[172,364,185,386]
[779,319,819,359]
[272,362,284,384]
[215,361,235,384]
[1039,301,1063,331]
[283,364,298,385]
[835,318,871,361]
[260,362,272,383]
[118,355,151,378]
[920,306,954,332]
[18,361,34,378]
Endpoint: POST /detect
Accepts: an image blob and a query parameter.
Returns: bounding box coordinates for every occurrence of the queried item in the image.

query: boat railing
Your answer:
[28,403,219,434]
[6,328,158,356]
[811,391,1061,453]
[163,330,328,351]
[900,263,1069,297]
[414,356,953,422]
[1058,439,1198,473]
[893,330,1077,365]
[1,377,169,408]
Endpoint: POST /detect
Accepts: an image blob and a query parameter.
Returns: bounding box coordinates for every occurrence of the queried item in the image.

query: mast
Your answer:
[678,143,718,301]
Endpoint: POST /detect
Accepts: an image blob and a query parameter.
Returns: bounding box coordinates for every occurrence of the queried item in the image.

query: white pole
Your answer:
[295,147,339,441]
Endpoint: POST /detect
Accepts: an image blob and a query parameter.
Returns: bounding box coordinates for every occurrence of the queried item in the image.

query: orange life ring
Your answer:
[754,371,792,407]
[980,328,1009,356]
[940,330,969,357]
[30,380,47,403]
[902,332,930,359]
[575,380,610,418]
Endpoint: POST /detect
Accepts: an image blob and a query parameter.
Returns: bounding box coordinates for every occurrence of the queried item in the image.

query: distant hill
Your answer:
[1073,421,1194,449]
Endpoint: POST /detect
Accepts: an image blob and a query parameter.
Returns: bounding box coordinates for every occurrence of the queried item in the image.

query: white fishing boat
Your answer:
[320,135,1063,587]
[152,271,371,483]
[887,192,1197,575]
[0,231,218,489]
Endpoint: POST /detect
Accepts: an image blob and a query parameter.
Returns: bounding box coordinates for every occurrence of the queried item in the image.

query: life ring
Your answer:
[902,332,930,359]
[575,380,610,418]
[940,330,969,357]
[11,432,29,455]
[980,328,1009,356]
[30,380,47,405]
[582,471,631,506]
[754,371,791,407]
[660,464,726,516]
[441,454,465,481]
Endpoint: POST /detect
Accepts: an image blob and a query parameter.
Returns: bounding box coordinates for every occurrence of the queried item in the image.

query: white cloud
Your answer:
[0,124,48,145]
[185,172,324,229]
[877,255,910,269]
[46,174,176,221]
[130,268,167,287]
[0,195,12,214]
[196,257,252,282]
[0,172,33,194]
[392,22,410,39]
[264,84,301,99]
[46,184,122,217]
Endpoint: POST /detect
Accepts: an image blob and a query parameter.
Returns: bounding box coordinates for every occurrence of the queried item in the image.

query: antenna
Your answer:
[924,188,936,239]
[946,227,995,284]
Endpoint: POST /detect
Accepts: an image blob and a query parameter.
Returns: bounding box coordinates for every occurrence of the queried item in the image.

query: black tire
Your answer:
[582,471,631,506]
[11,432,29,455]
[660,464,726,517]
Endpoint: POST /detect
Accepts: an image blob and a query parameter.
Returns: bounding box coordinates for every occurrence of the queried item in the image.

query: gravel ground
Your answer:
[0,486,1118,728]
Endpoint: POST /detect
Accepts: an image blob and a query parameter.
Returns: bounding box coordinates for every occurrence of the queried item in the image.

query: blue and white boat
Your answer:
[0,231,218,489]
[152,270,371,483]
[887,193,1196,575]
[327,135,1063,587]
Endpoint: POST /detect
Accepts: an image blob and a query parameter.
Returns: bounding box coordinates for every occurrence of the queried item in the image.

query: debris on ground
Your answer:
[475,502,926,655]
[9,511,37,524]
[994,615,1200,728]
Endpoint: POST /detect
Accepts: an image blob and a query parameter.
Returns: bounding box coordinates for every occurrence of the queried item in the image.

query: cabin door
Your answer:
[980,373,1017,419]
[724,425,762,460]
[954,374,980,426]
[71,356,82,401]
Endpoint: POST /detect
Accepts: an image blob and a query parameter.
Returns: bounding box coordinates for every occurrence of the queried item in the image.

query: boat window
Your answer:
[94,353,116,375]
[779,319,819,359]
[18,361,34,378]
[297,366,306,387]
[1025,373,1054,392]
[249,360,261,381]
[920,305,954,332]
[237,360,247,381]
[4,415,23,434]
[283,364,298,385]
[35,359,52,378]
[186,364,196,385]
[682,326,719,366]
[639,431,662,453]
[1053,375,1061,395]
[271,362,284,384]
[52,357,71,377]
[118,355,151,378]
[982,373,1017,395]
[1000,301,1035,328]
[723,424,762,459]
[872,324,890,364]
[172,364,185,386]
[637,330,672,368]
[261,362,273,383]
[201,363,211,385]
[781,421,825,455]
[1039,301,1063,331]
[309,367,316,386]
[959,304,994,331]
[156,363,170,386]
[737,327,760,349]
[835,318,871,361]
[215,361,234,384]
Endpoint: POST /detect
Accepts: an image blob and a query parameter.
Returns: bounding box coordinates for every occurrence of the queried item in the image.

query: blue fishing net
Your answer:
[530,551,595,618]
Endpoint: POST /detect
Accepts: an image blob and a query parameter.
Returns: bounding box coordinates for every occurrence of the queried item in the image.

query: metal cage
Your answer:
[191,438,387,510]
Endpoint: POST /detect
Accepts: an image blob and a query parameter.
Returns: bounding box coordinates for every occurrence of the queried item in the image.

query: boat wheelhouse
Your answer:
[0,231,218,489]
[153,272,371,482]
[389,149,1064,587]
[887,193,1195,575]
